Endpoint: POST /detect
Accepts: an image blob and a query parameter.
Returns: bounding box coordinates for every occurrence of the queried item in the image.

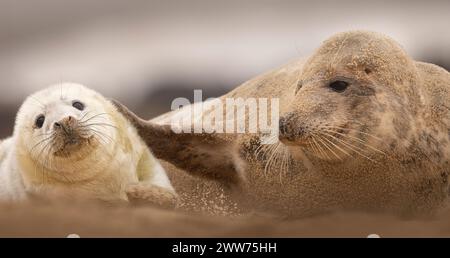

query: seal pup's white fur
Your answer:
[0,83,176,206]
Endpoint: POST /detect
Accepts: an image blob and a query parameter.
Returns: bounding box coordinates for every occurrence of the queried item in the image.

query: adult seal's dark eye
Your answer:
[35,115,45,128]
[329,80,349,93]
[72,101,85,111]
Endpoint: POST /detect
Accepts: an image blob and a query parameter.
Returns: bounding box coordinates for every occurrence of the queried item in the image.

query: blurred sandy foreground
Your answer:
[0,161,449,238]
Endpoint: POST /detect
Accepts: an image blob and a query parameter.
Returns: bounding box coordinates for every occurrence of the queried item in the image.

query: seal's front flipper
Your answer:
[111,100,243,187]
[126,183,178,209]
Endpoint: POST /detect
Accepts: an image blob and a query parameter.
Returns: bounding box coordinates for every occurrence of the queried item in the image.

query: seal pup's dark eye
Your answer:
[328,80,349,93]
[72,101,85,111]
[35,115,45,129]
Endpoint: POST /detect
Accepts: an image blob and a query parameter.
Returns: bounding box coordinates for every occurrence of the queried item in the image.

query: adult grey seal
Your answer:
[113,31,450,217]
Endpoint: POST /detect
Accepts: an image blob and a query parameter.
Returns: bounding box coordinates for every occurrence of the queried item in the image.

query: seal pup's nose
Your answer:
[54,116,77,131]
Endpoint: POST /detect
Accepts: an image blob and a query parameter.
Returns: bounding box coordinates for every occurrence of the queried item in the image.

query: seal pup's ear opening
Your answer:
[110,99,243,188]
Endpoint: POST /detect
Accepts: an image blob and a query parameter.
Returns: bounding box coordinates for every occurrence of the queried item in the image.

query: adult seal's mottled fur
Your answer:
[114,31,450,217]
[0,83,177,207]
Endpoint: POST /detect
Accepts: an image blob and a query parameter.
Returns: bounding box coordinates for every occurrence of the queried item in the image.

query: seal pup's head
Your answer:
[279,31,421,162]
[15,83,118,181]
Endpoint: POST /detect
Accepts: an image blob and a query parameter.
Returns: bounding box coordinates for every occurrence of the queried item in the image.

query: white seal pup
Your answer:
[0,83,177,207]
[113,31,450,217]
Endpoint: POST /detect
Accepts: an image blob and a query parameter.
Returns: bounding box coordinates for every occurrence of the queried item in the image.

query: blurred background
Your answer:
[0,0,449,138]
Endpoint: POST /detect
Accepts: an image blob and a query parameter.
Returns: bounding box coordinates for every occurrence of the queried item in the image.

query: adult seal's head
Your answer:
[279,31,422,162]
[14,83,118,182]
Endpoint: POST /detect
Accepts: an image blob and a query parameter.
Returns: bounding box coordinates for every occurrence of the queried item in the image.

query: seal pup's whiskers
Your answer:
[29,96,45,109]
[79,112,110,124]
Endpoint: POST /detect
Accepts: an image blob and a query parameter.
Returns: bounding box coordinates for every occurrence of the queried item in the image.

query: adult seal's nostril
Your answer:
[279,117,298,144]
[279,113,296,135]
[297,126,307,137]
[279,117,287,135]
[54,122,61,129]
